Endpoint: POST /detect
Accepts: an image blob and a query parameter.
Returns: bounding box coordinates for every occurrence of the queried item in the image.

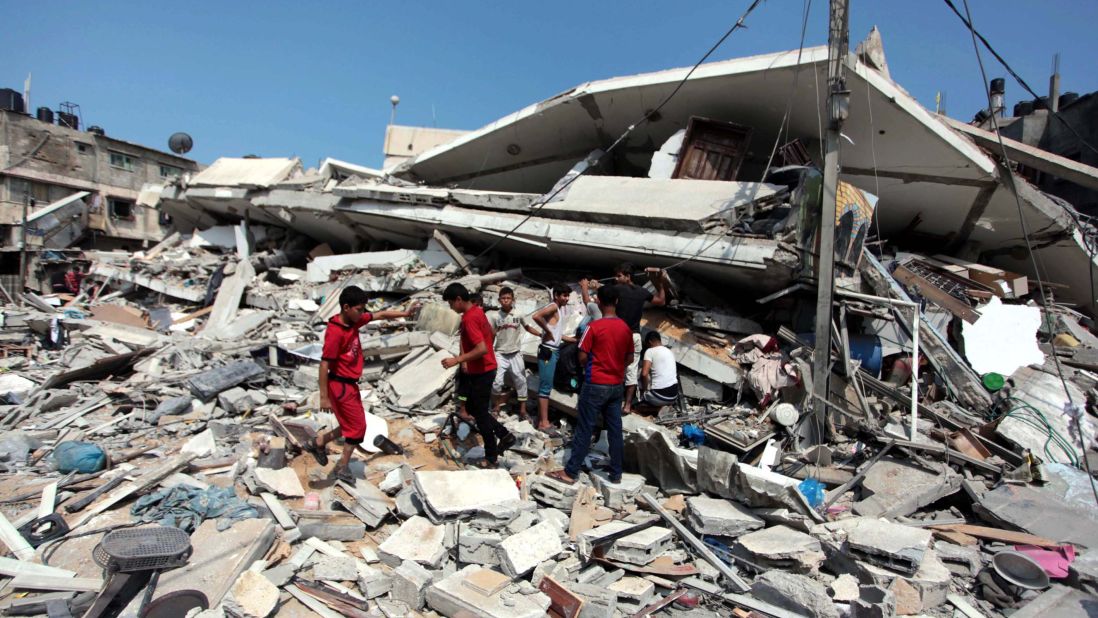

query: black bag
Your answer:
[554,342,583,394]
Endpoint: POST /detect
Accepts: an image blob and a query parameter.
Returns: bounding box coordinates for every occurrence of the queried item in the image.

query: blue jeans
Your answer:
[537,345,559,398]
[565,382,624,480]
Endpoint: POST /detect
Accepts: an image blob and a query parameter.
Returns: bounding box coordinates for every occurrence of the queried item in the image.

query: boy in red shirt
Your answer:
[550,285,633,484]
[441,283,515,468]
[304,285,416,482]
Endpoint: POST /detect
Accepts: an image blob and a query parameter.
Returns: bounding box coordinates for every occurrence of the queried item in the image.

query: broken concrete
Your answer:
[414,469,521,518]
[426,565,550,618]
[497,521,563,577]
[378,516,448,568]
[686,495,764,537]
[735,525,826,573]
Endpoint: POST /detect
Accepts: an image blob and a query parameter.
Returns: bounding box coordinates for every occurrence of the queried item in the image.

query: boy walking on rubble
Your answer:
[489,286,537,415]
[441,283,516,468]
[304,285,417,482]
[549,285,633,484]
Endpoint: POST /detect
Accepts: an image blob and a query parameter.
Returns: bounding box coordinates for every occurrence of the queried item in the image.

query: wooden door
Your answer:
[672,117,752,181]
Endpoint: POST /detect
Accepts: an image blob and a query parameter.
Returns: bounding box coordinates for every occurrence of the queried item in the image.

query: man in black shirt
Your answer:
[611,262,668,413]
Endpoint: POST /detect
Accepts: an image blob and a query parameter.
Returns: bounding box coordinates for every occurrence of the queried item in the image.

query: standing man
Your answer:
[530,284,580,434]
[304,286,417,482]
[441,283,515,468]
[549,285,633,484]
[489,286,531,415]
[612,262,669,414]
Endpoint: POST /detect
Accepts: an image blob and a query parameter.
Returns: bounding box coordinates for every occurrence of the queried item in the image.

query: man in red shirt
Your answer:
[549,285,633,484]
[441,283,515,468]
[304,286,416,483]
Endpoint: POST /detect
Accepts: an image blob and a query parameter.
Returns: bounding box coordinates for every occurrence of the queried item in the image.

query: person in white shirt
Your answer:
[488,286,536,415]
[639,331,679,412]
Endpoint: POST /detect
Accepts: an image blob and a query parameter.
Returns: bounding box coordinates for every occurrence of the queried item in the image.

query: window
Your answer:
[75,142,91,154]
[159,164,183,178]
[109,151,137,171]
[109,198,135,220]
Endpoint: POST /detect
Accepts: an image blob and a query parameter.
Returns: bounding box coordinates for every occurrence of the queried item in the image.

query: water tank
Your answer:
[1034,97,1049,111]
[36,107,54,124]
[989,78,1006,95]
[1059,92,1080,108]
[58,112,79,129]
[87,126,105,136]
[168,132,193,155]
[0,88,24,113]
[1014,101,1034,116]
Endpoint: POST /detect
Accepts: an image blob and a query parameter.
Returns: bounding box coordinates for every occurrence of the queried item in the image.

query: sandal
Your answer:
[474,459,498,470]
[546,469,576,485]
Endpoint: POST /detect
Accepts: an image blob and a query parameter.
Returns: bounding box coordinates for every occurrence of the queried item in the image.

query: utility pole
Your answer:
[811,0,850,437]
[16,189,31,306]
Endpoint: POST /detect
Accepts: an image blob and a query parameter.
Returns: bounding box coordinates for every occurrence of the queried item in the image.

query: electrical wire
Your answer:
[942,0,1098,158]
[371,0,771,310]
[959,0,1098,506]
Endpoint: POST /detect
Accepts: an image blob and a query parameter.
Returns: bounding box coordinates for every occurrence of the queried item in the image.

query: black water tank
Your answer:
[1034,97,1050,110]
[36,106,54,123]
[990,78,1006,95]
[1015,101,1034,116]
[0,88,24,113]
[974,109,990,123]
[58,112,78,129]
[87,126,105,136]
[1060,92,1080,108]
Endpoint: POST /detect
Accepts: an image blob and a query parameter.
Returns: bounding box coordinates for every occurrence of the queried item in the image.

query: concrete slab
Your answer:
[853,458,960,519]
[601,524,674,567]
[225,570,279,618]
[497,521,563,577]
[387,349,457,408]
[458,529,503,566]
[313,555,359,582]
[751,570,840,618]
[734,525,825,573]
[253,467,304,498]
[427,565,550,618]
[589,471,644,510]
[391,560,433,610]
[697,446,738,498]
[686,496,764,537]
[527,473,580,510]
[378,516,447,568]
[414,469,520,518]
[818,518,933,575]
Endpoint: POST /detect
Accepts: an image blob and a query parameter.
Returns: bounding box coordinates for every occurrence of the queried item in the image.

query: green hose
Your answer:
[988,398,1080,467]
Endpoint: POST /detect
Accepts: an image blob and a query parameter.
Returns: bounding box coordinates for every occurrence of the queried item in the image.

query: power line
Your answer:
[959,0,1098,506]
[942,0,1098,158]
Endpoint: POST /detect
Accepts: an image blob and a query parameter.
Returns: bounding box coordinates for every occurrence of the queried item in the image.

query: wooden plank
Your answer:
[10,575,102,592]
[933,530,979,546]
[286,584,344,618]
[37,482,58,519]
[172,305,214,325]
[0,510,34,561]
[538,576,584,618]
[0,556,76,579]
[930,524,1059,548]
[260,492,297,530]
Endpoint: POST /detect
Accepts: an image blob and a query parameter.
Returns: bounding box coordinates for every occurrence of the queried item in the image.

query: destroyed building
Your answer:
[0,29,1096,618]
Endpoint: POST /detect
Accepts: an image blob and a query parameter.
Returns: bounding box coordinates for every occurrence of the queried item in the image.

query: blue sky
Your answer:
[4,1,1095,168]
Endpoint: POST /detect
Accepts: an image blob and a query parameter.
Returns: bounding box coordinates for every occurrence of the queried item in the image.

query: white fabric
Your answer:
[645,345,678,390]
[624,332,643,386]
[492,351,528,397]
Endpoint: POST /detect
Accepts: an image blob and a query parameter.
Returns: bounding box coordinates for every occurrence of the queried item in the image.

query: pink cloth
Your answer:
[1014,544,1075,579]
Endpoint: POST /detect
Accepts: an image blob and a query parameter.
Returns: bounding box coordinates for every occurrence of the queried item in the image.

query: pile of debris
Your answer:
[0,214,1096,618]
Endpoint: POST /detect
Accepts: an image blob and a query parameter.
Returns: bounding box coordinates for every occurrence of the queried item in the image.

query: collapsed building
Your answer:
[0,32,1097,618]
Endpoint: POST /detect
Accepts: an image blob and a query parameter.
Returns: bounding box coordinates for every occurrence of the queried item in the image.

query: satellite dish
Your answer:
[168,132,193,155]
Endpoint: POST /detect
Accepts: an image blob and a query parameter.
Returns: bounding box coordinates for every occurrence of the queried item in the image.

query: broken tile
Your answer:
[378,516,447,568]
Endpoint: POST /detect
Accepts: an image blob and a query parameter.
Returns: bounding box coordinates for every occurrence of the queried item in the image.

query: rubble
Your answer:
[0,33,1097,618]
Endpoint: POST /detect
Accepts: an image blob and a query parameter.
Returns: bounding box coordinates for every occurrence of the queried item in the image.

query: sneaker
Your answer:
[334,466,357,484]
[304,440,329,466]
[498,433,516,454]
